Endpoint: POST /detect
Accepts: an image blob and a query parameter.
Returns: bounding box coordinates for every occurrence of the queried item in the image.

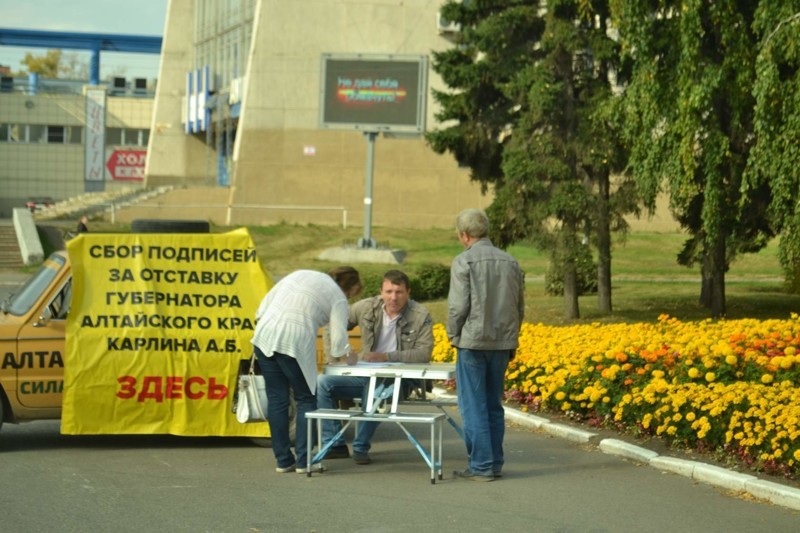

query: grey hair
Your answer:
[455,208,489,239]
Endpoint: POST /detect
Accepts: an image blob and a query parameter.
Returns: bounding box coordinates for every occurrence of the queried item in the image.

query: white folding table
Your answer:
[305,362,457,483]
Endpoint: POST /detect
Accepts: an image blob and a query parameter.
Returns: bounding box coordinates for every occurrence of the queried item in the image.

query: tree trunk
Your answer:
[563,257,580,319]
[699,236,727,316]
[597,169,612,312]
[699,252,712,308]
[709,235,727,317]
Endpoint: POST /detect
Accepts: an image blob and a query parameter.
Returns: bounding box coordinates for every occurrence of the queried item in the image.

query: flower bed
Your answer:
[431,315,800,480]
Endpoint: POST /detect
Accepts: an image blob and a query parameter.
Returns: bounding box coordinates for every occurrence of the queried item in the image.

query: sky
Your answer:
[0,0,168,80]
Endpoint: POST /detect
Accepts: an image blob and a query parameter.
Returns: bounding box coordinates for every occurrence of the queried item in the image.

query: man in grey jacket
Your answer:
[447,208,525,481]
[317,269,434,465]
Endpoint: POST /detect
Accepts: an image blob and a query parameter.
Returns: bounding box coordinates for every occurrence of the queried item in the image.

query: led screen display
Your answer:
[319,54,427,133]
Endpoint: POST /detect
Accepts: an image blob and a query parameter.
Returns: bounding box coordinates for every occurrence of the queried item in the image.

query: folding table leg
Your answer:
[430,421,436,484]
[306,417,313,477]
[437,417,443,480]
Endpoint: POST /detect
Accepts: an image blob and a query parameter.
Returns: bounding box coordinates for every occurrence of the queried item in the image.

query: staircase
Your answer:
[0,223,24,269]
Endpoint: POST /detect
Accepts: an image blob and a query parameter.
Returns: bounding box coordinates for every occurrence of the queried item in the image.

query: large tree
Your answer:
[428,0,635,319]
[18,49,92,79]
[611,0,773,317]
[745,4,800,292]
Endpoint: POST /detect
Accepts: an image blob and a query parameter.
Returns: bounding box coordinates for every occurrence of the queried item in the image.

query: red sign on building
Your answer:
[106,149,146,181]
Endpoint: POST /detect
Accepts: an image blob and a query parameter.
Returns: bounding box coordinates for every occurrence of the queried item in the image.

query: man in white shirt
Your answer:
[317,270,434,465]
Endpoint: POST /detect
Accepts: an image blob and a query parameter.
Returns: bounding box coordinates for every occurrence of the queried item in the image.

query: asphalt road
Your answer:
[1,412,799,533]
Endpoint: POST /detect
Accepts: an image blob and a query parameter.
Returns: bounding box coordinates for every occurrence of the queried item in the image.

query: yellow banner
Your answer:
[62,228,273,437]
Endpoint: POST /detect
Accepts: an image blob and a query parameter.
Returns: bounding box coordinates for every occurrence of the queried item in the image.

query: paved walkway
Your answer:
[3,410,799,532]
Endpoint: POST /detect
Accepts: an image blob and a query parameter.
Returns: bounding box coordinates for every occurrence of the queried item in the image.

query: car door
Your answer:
[15,276,70,409]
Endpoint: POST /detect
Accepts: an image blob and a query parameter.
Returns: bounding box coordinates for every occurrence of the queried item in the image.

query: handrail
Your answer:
[101,203,348,228]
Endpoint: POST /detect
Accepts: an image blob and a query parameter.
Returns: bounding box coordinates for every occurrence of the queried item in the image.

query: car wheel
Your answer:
[130,219,211,233]
[248,391,297,447]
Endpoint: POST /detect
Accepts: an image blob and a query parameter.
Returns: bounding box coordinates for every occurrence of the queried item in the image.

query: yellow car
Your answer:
[0,251,70,428]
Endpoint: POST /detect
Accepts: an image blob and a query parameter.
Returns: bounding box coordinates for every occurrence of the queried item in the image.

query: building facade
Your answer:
[139,0,489,229]
[0,78,154,218]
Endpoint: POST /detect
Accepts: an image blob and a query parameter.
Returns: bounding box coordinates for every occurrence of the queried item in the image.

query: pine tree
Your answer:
[428,0,635,318]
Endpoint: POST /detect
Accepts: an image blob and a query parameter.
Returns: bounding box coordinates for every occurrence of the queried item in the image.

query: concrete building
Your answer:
[0,2,678,233]
[0,78,155,218]
[134,0,489,230]
[0,27,160,219]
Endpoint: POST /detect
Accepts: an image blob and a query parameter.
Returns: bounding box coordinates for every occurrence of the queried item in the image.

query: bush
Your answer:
[359,272,384,299]
[411,263,450,301]
[545,246,597,296]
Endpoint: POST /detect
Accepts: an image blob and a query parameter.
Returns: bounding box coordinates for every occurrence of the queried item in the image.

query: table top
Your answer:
[323,362,455,380]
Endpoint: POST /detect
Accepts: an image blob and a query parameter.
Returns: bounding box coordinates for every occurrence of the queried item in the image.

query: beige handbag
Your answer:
[234,353,268,423]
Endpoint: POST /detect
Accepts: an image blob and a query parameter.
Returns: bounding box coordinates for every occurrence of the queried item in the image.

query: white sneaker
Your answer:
[296,464,326,474]
[275,465,296,473]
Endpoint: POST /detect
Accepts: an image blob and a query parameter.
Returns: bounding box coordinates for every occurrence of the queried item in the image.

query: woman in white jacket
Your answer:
[251,266,361,473]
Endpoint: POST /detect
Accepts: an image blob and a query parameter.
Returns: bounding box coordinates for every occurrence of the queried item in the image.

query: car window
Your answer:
[48,277,72,320]
[3,255,67,316]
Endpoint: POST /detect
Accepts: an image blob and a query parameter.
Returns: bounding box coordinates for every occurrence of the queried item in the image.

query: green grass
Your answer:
[53,221,793,325]
[241,223,794,325]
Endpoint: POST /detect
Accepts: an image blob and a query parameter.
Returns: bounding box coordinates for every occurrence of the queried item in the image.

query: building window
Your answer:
[68,126,82,144]
[29,124,45,143]
[47,125,65,144]
[106,127,123,145]
[0,123,8,142]
[10,124,24,142]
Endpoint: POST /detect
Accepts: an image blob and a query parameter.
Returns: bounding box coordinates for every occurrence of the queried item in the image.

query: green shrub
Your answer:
[545,247,598,296]
[359,271,384,299]
[411,263,450,301]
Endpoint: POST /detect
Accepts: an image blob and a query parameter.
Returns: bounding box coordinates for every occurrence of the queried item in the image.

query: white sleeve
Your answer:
[328,297,351,358]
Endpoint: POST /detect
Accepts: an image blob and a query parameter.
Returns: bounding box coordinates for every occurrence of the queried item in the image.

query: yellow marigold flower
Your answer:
[785,346,797,356]
[761,373,774,384]
[725,355,737,366]
[555,391,566,401]
[686,412,696,422]
[688,368,700,379]
[705,372,716,383]
[780,357,793,370]
[652,370,665,379]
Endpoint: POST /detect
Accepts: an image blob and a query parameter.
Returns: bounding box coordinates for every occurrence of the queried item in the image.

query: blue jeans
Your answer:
[316,374,383,453]
[455,348,510,476]
[254,347,316,469]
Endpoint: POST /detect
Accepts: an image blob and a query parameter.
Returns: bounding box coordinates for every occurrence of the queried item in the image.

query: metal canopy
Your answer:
[0,28,162,85]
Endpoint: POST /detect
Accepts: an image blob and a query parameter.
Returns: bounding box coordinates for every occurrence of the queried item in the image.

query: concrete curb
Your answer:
[432,389,800,512]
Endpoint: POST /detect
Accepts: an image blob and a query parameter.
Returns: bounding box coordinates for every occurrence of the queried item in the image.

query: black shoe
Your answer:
[352,450,372,465]
[453,469,494,482]
[326,445,350,459]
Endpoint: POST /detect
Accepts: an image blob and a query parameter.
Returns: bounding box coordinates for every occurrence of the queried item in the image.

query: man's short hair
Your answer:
[456,208,489,239]
[382,269,410,290]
